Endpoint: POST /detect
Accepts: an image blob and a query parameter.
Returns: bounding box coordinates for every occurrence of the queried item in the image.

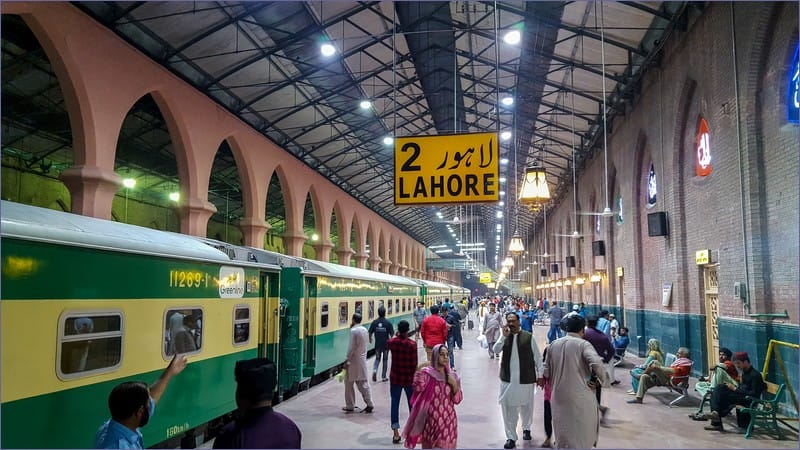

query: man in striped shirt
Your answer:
[387,320,418,444]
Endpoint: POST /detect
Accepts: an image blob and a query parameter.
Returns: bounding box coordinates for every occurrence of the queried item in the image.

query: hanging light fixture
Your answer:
[507,95,525,256]
[519,162,551,207]
[509,232,524,255]
[502,255,515,268]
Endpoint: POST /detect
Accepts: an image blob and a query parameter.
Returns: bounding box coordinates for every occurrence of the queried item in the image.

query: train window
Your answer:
[387,299,393,314]
[321,303,329,328]
[58,312,123,379]
[163,308,203,358]
[233,305,250,345]
[355,301,363,316]
[394,299,400,314]
[368,300,375,319]
[338,302,348,325]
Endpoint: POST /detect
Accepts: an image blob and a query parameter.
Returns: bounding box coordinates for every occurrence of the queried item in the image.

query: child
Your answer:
[541,346,553,448]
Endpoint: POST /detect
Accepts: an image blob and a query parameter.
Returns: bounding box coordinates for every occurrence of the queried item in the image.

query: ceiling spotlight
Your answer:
[168,192,180,202]
[501,97,514,106]
[311,233,319,241]
[383,136,394,145]
[359,100,371,109]
[499,176,507,183]
[499,201,505,206]
[496,211,503,218]
[122,178,136,189]
[501,131,512,141]
[500,158,509,165]
[504,30,521,45]
[320,43,336,57]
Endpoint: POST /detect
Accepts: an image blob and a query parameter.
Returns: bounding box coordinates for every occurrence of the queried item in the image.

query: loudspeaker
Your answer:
[566,256,576,268]
[550,263,559,274]
[540,268,547,277]
[648,212,669,237]
[592,240,605,256]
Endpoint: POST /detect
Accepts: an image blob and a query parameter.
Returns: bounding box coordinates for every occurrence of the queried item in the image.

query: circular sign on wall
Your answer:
[695,118,712,177]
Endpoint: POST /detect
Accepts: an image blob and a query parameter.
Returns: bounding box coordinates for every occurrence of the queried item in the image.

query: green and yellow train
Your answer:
[0,201,468,449]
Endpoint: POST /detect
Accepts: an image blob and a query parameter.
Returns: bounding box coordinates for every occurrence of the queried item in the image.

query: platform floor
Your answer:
[269,316,796,449]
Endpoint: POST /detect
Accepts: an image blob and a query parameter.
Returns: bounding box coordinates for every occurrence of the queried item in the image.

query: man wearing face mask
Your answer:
[94,354,188,449]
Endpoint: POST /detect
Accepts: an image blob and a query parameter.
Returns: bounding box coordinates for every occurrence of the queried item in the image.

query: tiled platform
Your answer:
[269,315,797,449]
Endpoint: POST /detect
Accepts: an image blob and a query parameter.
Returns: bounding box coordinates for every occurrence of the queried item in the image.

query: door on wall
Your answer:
[617,272,626,326]
[703,264,720,370]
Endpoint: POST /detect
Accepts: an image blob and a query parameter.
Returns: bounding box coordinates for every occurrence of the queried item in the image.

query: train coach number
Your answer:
[169,270,209,288]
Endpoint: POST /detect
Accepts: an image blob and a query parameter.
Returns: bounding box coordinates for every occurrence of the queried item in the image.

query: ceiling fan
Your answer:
[431,216,478,224]
[574,7,619,220]
[554,230,586,239]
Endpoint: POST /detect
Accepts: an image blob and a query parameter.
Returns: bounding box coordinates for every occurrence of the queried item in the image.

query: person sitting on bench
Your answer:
[703,351,765,432]
[613,327,630,359]
[690,347,740,420]
[627,347,692,404]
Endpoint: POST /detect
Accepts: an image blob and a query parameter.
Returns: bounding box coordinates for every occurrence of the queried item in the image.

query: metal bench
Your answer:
[661,353,693,407]
[737,381,786,439]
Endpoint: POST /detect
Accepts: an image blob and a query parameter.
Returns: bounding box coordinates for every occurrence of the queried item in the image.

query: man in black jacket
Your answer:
[703,351,765,431]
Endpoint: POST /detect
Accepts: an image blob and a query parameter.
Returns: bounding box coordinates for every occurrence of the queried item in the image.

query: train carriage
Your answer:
[417,279,452,307]
[0,202,280,449]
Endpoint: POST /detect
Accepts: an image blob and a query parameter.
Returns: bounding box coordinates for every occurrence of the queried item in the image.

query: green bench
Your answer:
[736,381,786,439]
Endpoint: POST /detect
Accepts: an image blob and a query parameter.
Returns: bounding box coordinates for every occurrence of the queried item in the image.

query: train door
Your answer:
[260,271,281,366]
[302,277,317,378]
[703,264,720,371]
[278,267,303,399]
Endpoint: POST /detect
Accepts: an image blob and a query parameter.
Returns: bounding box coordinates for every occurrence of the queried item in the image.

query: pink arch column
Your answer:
[283,229,307,257]
[369,255,382,272]
[354,252,368,269]
[336,246,354,266]
[381,259,393,274]
[60,166,121,219]
[314,240,334,262]
[177,197,217,236]
[240,217,270,248]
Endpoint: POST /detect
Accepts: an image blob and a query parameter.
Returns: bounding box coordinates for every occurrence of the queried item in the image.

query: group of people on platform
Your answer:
[93,294,770,450]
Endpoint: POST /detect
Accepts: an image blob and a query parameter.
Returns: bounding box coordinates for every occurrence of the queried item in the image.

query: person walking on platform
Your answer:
[420,304,447,362]
[95,354,188,449]
[482,303,503,359]
[493,312,544,449]
[583,315,614,423]
[213,358,301,449]
[369,306,394,382]
[543,314,607,449]
[343,313,374,413]
[402,344,463,449]
[546,303,564,343]
[387,320,418,444]
[413,301,428,342]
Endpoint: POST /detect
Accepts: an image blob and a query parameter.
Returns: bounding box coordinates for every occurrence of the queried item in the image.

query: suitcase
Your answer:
[468,319,474,330]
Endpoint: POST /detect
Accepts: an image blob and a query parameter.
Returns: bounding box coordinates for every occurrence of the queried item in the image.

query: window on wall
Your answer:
[695,118,712,176]
[58,312,123,379]
[321,302,329,328]
[233,305,250,345]
[646,161,657,208]
[788,46,799,123]
[338,302,348,325]
[164,309,203,357]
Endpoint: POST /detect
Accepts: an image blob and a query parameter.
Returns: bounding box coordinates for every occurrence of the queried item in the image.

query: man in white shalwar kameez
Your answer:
[542,314,607,449]
[493,312,543,449]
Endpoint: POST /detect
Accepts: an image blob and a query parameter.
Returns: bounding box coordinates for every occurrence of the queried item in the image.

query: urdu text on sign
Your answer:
[394,132,499,205]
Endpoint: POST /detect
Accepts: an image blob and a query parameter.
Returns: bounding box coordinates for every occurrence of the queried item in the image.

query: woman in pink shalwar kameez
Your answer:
[402,344,463,449]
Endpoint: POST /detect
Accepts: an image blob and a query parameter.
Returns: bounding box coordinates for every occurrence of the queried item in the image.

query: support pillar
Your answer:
[313,241,334,262]
[240,217,270,248]
[336,246,354,266]
[283,230,307,257]
[354,253,368,269]
[177,197,217,237]
[368,255,382,272]
[381,260,393,274]
[60,165,121,220]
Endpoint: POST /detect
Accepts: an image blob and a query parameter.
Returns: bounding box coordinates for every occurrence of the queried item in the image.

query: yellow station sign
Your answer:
[479,272,492,284]
[695,249,710,265]
[394,132,499,205]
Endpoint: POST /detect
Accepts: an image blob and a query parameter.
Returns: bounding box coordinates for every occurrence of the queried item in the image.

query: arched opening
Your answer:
[206,140,243,245]
[301,192,315,259]
[265,171,286,253]
[329,209,339,264]
[349,218,358,267]
[113,94,179,231]
[1,14,73,209]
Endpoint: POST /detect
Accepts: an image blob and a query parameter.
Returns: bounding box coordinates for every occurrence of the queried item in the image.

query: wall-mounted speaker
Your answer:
[540,268,547,277]
[550,263,559,274]
[592,240,606,256]
[648,212,669,237]
[565,256,576,268]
